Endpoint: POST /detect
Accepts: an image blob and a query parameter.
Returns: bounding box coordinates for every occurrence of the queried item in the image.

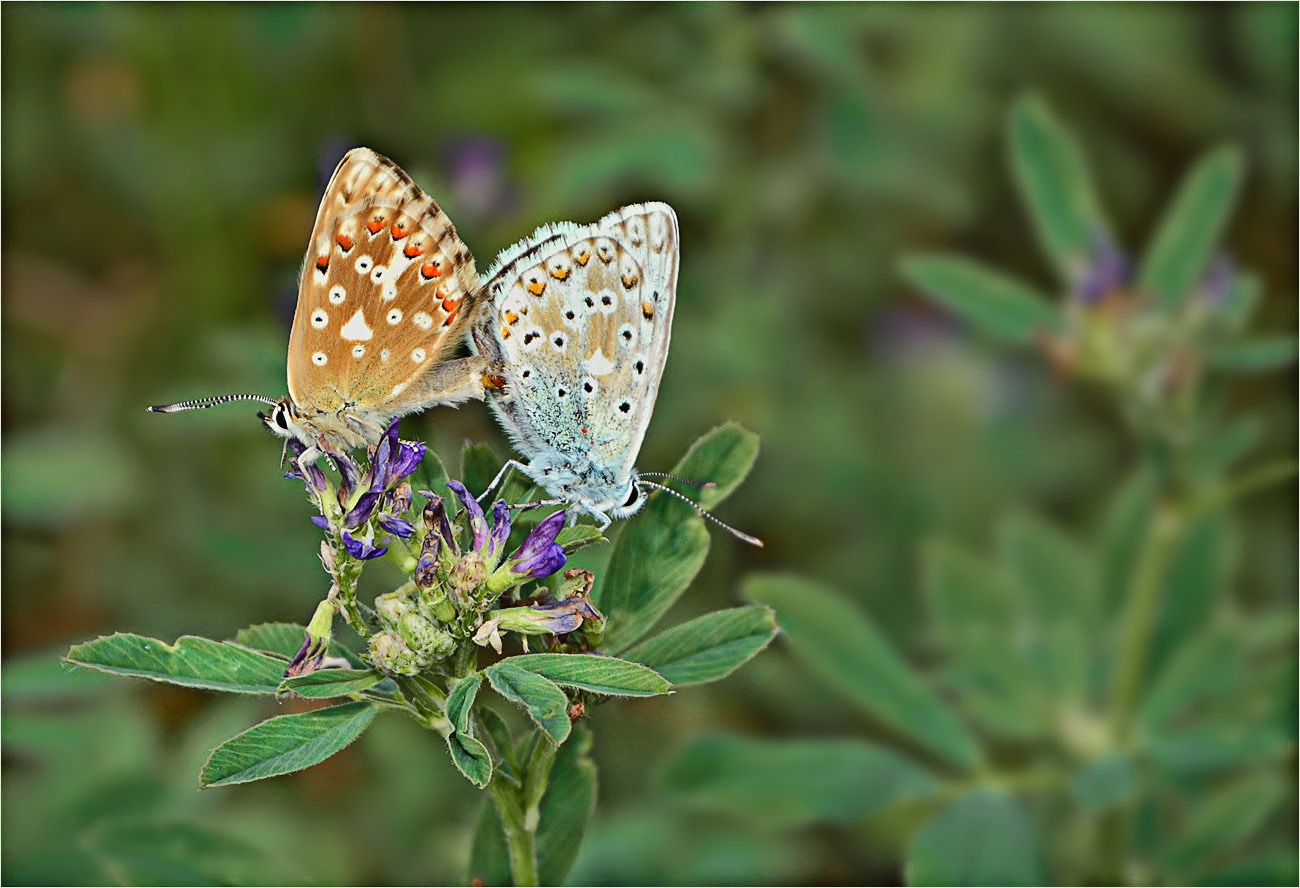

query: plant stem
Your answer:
[488,771,539,887]
[1108,499,1183,740]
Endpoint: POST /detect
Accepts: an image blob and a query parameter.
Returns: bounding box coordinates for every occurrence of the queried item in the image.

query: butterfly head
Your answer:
[259,397,307,441]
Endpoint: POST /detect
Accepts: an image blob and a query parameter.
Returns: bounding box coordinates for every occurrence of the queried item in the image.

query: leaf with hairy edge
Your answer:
[446,674,483,732]
[448,730,493,788]
[1008,94,1106,283]
[663,735,936,827]
[281,668,385,699]
[667,422,760,511]
[555,525,607,554]
[900,255,1058,346]
[200,702,376,787]
[65,634,287,695]
[1137,146,1243,308]
[745,574,981,771]
[624,606,778,686]
[506,654,671,697]
[485,662,571,746]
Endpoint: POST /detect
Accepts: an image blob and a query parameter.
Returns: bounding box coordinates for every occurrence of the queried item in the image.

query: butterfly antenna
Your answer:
[638,472,717,490]
[146,394,279,413]
[638,480,763,547]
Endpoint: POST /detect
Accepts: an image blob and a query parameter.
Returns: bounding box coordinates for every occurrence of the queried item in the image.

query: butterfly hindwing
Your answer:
[475,202,679,506]
[287,148,482,422]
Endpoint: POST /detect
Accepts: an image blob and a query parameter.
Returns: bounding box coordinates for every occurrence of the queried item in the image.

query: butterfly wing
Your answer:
[287,148,482,424]
[475,203,679,494]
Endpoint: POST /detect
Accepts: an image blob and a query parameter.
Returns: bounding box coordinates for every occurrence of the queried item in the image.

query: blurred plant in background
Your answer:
[662,96,1296,886]
[4,4,1295,886]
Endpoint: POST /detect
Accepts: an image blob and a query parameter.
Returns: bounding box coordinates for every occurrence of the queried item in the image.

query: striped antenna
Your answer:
[638,471,717,490]
[638,480,763,547]
[146,394,279,413]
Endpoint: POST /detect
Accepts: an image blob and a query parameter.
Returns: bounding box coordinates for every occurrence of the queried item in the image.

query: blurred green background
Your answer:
[3,4,1295,885]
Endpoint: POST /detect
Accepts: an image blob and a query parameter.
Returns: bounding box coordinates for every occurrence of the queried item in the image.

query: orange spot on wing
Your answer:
[526,280,546,296]
[442,311,458,327]
[335,233,353,251]
[622,274,638,288]
[500,326,512,339]
[442,298,459,313]
[315,254,329,272]
[421,261,442,279]
[642,301,654,319]
[367,218,385,235]
[404,242,424,258]
[504,310,519,325]
[390,221,408,240]
[574,249,591,266]
[550,267,570,280]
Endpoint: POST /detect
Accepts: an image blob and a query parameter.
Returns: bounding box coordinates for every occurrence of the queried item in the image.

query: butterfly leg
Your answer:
[478,459,529,503]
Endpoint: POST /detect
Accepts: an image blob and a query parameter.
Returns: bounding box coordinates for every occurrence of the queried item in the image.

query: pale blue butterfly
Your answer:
[471,202,760,545]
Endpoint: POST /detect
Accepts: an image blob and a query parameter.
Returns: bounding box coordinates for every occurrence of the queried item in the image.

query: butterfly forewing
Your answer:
[478,202,678,483]
[287,148,481,419]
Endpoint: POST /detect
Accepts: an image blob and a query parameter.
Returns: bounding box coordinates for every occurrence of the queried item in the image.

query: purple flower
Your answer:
[310,515,330,530]
[388,441,426,486]
[1076,233,1130,304]
[447,480,488,551]
[378,514,415,538]
[284,440,328,493]
[343,489,382,529]
[1203,255,1234,306]
[511,510,567,580]
[421,492,456,554]
[485,510,568,592]
[342,531,387,560]
[488,500,510,558]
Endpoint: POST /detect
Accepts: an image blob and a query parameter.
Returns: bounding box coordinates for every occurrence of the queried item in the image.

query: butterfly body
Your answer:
[150,147,491,454]
[472,203,679,527]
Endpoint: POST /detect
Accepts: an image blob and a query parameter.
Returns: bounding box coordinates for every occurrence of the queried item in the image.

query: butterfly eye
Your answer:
[273,406,290,431]
[622,486,640,509]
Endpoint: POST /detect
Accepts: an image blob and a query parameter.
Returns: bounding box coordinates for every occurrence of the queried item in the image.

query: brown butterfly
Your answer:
[149,147,494,455]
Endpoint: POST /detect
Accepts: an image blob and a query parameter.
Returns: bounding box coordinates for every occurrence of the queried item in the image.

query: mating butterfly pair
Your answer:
[151,148,758,544]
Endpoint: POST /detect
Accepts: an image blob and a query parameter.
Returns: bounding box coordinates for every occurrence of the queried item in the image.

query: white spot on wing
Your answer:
[311,308,329,329]
[411,347,426,362]
[584,349,614,376]
[352,344,365,358]
[312,351,328,366]
[340,309,373,341]
[413,311,433,330]
[329,285,346,305]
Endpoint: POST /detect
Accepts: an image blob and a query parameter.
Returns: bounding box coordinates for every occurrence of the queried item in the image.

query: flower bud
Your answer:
[368,631,421,676]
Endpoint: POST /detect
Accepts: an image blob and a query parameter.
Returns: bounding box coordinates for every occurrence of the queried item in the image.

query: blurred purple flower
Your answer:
[1203,255,1234,305]
[1076,233,1131,304]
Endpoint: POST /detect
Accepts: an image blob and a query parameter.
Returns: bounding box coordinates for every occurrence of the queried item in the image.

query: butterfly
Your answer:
[149,147,493,457]
[471,202,761,545]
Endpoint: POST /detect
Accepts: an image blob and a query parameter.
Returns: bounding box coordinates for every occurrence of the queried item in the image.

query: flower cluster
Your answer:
[284,418,602,678]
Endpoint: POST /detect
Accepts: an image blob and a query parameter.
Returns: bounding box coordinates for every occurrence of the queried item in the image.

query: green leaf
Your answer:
[281,668,385,699]
[596,504,709,653]
[478,705,519,774]
[922,540,1016,647]
[744,574,982,771]
[537,724,598,886]
[87,819,271,886]
[447,673,483,732]
[662,735,937,827]
[1008,94,1105,282]
[906,789,1044,886]
[1097,470,1157,610]
[1205,337,1297,374]
[460,442,501,500]
[448,730,493,788]
[468,804,512,887]
[413,447,450,497]
[900,254,1058,346]
[505,653,671,697]
[555,524,607,554]
[623,606,778,686]
[595,424,760,651]
[1137,146,1243,308]
[199,701,377,787]
[1164,771,1285,880]
[1216,271,1262,334]
[998,512,1097,698]
[666,422,760,511]
[65,634,287,695]
[1071,753,1136,811]
[485,661,571,746]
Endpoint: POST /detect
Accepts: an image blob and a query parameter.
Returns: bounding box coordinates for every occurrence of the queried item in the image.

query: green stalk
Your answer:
[1108,500,1183,740]
[488,771,539,887]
